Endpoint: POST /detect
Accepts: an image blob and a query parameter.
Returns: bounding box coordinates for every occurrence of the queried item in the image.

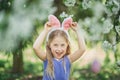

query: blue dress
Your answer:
[42,56,71,80]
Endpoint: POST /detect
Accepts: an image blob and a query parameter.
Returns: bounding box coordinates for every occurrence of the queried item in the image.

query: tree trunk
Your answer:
[54,0,67,16]
[12,50,23,74]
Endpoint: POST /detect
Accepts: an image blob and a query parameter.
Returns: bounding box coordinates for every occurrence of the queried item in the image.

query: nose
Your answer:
[56,47,62,52]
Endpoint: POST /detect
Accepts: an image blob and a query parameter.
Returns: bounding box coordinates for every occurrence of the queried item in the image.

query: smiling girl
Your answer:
[33,15,86,80]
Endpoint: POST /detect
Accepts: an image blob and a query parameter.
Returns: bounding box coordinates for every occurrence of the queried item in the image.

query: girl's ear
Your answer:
[48,15,61,28]
[62,17,73,30]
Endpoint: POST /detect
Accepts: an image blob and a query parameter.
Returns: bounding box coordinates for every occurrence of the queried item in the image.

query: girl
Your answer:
[33,15,86,80]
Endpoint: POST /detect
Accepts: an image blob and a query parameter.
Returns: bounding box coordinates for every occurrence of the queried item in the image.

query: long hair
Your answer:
[46,29,71,78]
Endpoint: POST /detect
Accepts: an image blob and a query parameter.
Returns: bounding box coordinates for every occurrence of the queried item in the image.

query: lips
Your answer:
[55,52,63,57]
[56,52,62,54]
[56,52,62,55]
[53,50,65,59]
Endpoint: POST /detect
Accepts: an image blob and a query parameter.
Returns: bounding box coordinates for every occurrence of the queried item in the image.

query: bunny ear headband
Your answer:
[48,14,73,30]
[46,15,73,42]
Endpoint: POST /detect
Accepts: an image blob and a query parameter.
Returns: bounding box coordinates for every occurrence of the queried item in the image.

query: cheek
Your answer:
[51,47,57,52]
[63,46,68,51]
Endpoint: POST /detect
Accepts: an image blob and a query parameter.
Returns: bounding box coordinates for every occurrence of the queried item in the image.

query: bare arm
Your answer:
[68,22,86,63]
[33,22,52,61]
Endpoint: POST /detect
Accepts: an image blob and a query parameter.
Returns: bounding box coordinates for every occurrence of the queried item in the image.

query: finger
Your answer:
[46,22,52,27]
[71,22,77,27]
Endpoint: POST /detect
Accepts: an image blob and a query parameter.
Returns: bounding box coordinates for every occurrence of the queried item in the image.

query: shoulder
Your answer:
[43,59,48,65]
[65,55,71,64]
[67,55,73,63]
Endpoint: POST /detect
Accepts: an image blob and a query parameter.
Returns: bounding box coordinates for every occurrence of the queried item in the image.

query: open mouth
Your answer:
[56,52,62,54]
[56,52,62,56]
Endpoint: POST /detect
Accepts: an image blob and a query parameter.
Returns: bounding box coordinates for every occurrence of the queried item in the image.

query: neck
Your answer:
[54,58,60,61]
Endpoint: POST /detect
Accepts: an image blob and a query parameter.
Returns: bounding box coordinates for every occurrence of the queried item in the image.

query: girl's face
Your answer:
[50,36,68,59]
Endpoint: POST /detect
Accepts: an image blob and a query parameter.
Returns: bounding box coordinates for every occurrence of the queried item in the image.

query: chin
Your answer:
[56,55,64,59]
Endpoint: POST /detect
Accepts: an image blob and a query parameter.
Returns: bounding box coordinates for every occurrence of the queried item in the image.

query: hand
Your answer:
[44,22,53,32]
[70,22,78,32]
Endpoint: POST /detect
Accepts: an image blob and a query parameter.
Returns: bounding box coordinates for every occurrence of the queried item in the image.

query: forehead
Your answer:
[51,36,67,44]
[46,28,69,41]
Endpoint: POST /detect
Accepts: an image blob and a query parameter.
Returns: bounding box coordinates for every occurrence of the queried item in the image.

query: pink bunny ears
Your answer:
[48,15,73,30]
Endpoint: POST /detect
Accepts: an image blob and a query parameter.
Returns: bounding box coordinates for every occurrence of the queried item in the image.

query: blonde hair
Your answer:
[46,28,71,78]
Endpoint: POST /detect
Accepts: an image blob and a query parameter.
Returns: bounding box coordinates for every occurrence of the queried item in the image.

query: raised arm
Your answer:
[68,22,86,63]
[33,22,52,61]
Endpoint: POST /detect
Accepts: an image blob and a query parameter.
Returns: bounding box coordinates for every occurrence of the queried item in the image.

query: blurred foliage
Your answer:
[0,0,56,51]
[0,60,43,80]
[62,0,120,62]
[71,64,120,80]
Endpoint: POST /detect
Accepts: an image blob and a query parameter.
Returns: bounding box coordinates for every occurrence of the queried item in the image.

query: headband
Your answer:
[48,15,73,30]
[46,15,73,42]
